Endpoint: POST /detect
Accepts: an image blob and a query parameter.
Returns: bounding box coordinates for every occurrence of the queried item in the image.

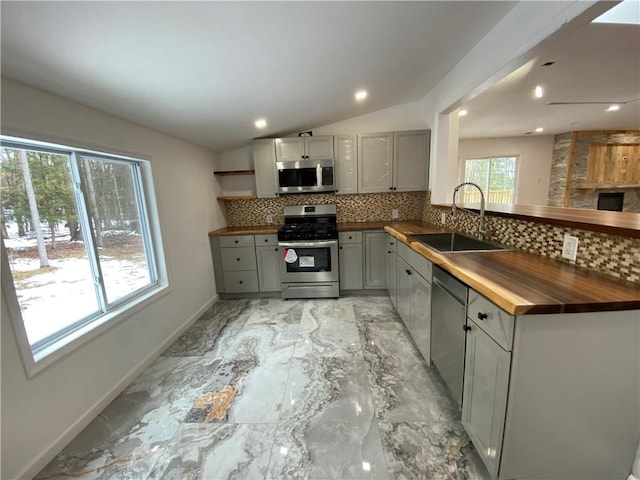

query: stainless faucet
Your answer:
[451,182,486,240]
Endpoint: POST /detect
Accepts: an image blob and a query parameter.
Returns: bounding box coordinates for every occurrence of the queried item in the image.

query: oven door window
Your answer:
[283,247,331,273]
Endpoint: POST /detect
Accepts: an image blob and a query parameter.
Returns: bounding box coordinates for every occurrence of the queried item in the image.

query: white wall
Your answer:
[458,135,554,205]
[0,78,224,479]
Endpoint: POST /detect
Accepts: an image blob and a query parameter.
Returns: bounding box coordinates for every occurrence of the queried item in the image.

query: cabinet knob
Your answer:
[234,240,239,243]
[264,238,268,242]
[275,248,278,251]
[463,325,472,332]
[236,258,240,261]
[339,246,343,250]
[477,312,488,321]
[389,187,393,190]
[239,280,243,284]
[348,236,352,239]
[406,269,412,275]
[387,250,392,254]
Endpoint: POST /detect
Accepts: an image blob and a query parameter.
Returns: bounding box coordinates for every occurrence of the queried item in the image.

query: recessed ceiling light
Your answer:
[535,85,544,98]
[607,104,621,112]
[458,109,468,116]
[254,118,267,129]
[355,90,368,101]
[535,127,544,133]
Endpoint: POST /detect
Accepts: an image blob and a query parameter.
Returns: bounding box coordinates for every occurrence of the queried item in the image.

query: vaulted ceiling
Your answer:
[1,1,515,152]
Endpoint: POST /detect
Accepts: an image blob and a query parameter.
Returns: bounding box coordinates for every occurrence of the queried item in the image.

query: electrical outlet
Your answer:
[392,209,399,219]
[266,214,273,224]
[562,234,579,261]
[441,212,447,225]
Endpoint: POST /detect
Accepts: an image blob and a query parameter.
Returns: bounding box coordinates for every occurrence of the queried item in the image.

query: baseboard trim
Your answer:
[19,294,219,480]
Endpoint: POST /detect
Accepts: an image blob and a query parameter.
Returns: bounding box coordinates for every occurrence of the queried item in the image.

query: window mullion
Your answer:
[69,152,108,312]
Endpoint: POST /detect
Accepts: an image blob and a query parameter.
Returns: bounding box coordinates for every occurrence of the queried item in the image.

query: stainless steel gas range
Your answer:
[277,204,339,299]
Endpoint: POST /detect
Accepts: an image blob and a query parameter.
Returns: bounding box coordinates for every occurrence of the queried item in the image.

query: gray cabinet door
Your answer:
[358,132,393,193]
[253,139,278,198]
[334,135,357,194]
[339,242,363,290]
[385,235,397,308]
[462,320,511,479]
[256,245,281,292]
[393,130,430,192]
[409,268,431,364]
[396,256,412,331]
[275,137,305,161]
[364,231,386,289]
[305,136,334,160]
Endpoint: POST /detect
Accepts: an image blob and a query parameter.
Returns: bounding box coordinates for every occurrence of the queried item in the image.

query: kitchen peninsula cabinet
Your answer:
[275,135,334,161]
[396,242,432,364]
[462,289,639,480]
[385,233,398,307]
[357,130,430,193]
[338,231,363,290]
[252,139,278,198]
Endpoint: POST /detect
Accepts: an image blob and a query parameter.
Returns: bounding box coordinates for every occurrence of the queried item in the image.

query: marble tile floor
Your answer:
[36,296,490,480]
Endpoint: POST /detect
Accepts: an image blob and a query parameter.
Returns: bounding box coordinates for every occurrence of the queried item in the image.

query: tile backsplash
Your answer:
[219,192,639,285]
[222,192,427,226]
[425,204,640,285]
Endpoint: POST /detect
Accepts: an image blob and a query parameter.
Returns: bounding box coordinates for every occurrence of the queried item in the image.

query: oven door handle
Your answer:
[278,240,337,248]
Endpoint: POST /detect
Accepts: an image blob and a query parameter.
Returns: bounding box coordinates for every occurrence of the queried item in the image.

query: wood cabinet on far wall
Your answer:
[275,136,334,161]
[357,130,430,193]
[586,143,640,185]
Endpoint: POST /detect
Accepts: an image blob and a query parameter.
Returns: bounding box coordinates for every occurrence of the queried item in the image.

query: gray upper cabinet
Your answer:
[334,135,357,195]
[358,130,430,193]
[393,130,430,192]
[275,136,334,161]
[252,139,278,198]
[358,132,393,193]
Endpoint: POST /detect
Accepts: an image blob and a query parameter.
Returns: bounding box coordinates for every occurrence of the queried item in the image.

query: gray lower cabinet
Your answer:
[396,244,432,365]
[338,231,363,290]
[385,234,398,308]
[219,235,259,293]
[364,231,386,289]
[462,318,511,479]
[462,289,640,479]
[255,234,280,292]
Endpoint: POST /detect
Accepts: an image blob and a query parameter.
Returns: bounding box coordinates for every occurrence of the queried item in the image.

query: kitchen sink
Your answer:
[410,232,507,252]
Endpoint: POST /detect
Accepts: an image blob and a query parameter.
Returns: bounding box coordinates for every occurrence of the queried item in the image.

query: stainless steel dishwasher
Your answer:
[431,265,469,407]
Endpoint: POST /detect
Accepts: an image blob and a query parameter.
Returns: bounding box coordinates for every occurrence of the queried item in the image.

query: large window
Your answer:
[1,136,164,368]
[463,156,518,204]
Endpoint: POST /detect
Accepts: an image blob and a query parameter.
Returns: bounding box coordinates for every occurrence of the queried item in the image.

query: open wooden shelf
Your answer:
[216,195,257,201]
[576,183,640,189]
[213,170,255,176]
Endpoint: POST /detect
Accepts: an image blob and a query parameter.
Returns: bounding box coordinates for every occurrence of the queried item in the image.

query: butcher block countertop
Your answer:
[209,221,640,315]
[384,222,640,315]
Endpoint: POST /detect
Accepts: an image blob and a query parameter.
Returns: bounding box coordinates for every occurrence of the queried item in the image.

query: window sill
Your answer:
[24,283,171,378]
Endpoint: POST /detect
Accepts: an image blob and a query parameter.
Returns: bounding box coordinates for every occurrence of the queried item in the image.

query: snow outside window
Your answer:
[1,137,163,369]
[463,156,518,204]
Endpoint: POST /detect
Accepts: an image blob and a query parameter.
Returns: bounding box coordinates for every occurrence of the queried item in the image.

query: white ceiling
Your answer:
[458,20,640,139]
[0,1,516,153]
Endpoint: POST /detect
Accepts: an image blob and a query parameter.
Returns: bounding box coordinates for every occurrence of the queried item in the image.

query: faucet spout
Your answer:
[451,182,486,240]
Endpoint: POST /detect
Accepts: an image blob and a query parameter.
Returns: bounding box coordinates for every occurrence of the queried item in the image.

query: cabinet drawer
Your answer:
[467,290,515,351]
[255,234,278,246]
[397,242,432,281]
[219,235,255,248]
[221,247,257,271]
[224,271,259,293]
[339,231,362,244]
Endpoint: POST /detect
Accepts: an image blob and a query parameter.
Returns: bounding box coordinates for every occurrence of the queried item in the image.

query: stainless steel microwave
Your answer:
[276,158,335,194]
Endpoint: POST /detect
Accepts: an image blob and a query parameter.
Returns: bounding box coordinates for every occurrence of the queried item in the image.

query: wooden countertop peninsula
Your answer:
[209,220,640,315]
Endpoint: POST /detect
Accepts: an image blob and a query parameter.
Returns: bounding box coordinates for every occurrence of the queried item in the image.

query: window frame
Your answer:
[1,135,169,377]
[461,154,520,204]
